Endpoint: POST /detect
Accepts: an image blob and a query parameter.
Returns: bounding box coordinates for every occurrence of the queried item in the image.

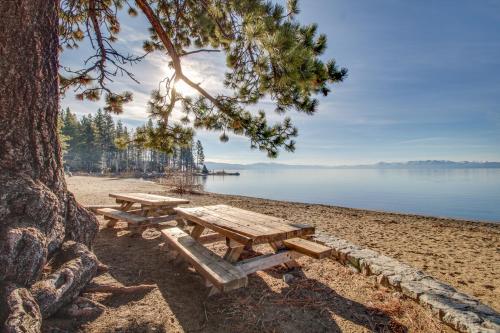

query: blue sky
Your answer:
[61,0,500,165]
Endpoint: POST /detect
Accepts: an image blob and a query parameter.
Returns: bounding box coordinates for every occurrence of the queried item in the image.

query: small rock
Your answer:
[392,291,404,299]
[165,250,179,261]
[283,273,295,284]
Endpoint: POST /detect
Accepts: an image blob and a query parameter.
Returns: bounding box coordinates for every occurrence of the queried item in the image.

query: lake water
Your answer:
[199,168,500,222]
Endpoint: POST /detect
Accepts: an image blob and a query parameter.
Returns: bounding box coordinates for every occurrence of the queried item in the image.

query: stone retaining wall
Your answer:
[312,232,500,333]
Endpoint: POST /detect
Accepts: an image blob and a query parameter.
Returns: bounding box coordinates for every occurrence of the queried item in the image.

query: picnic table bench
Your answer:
[95,192,189,235]
[162,204,332,295]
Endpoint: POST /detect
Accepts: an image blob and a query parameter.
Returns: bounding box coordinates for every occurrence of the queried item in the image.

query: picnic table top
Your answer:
[109,192,190,206]
[174,204,315,244]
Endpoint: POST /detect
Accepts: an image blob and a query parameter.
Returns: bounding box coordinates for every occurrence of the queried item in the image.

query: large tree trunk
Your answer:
[0,1,99,331]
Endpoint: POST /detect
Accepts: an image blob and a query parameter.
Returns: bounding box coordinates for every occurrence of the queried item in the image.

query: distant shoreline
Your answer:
[205,160,500,170]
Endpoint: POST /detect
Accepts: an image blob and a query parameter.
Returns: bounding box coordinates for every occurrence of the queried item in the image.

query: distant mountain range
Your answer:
[205,160,500,170]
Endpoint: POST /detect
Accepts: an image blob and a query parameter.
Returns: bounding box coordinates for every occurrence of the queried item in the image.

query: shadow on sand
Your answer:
[43,226,407,333]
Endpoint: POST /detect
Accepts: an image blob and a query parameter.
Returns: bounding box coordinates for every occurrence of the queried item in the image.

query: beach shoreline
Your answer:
[67,176,499,311]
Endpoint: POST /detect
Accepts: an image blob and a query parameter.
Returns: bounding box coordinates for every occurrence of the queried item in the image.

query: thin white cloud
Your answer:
[397,137,448,145]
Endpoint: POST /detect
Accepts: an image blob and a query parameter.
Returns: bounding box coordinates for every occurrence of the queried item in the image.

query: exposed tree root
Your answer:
[30,241,99,318]
[0,1,102,330]
[0,174,101,331]
[84,282,157,294]
[57,296,105,318]
[96,262,109,275]
[0,282,41,333]
[64,192,99,248]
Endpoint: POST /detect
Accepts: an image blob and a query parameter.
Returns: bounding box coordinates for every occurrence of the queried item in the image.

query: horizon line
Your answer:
[205,160,500,168]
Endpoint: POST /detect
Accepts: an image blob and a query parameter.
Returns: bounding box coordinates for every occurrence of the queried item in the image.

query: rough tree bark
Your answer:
[0,1,99,332]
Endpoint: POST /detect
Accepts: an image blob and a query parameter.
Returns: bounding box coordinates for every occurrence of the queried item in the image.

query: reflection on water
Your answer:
[199,168,500,222]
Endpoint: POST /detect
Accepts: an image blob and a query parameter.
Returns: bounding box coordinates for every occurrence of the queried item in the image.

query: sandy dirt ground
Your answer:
[43,176,498,332]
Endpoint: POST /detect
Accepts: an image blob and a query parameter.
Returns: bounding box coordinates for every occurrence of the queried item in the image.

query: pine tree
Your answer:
[196,140,205,169]
[60,0,347,158]
[93,108,106,171]
[57,112,70,162]
[1,2,99,329]
[115,120,125,172]
[202,164,209,175]
[1,1,346,328]
[79,115,100,172]
[103,111,117,172]
[61,107,81,168]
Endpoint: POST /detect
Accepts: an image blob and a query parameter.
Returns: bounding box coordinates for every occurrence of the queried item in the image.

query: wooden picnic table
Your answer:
[175,204,315,246]
[164,204,331,295]
[110,192,189,215]
[96,193,189,235]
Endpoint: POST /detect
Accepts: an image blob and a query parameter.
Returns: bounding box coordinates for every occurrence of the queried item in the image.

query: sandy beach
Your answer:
[51,175,499,332]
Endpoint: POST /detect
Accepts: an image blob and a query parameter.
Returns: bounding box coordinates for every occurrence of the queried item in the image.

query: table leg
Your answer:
[177,217,187,228]
[190,225,205,240]
[140,206,155,217]
[224,239,245,263]
[207,285,220,297]
[105,217,118,229]
[129,224,147,237]
[207,240,245,297]
[165,207,176,215]
[119,201,134,211]
[269,241,300,269]
[128,207,156,235]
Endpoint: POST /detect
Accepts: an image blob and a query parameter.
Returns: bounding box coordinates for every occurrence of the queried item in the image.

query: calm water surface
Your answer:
[199,169,500,222]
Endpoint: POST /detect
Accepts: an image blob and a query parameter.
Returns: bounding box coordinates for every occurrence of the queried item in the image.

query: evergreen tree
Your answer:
[102,111,117,171]
[196,140,205,168]
[61,107,80,167]
[60,0,347,158]
[59,109,199,173]
[115,120,125,172]
[202,164,209,175]
[57,112,69,161]
[2,3,99,327]
[78,115,100,172]
[1,1,346,327]
[123,127,131,171]
[92,108,106,170]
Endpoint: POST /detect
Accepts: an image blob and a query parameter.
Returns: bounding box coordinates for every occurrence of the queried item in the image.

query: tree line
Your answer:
[59,108,205,174]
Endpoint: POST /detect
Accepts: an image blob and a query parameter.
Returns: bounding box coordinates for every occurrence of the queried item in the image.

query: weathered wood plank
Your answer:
[109,192,189,206]
[283,238,332,259]
[147,215,178,224]
[197,233,225,244]
[199,207,279,235]
[174,208,253,245]
[190,225,205,239]
[97,208,177,225]
[208,205,315,235]
[85,204,122,213]
[269,241,301,268]
[223,240,245,263]
[120,201,134,211]
[160,227,247,292]
[176,207,288,243]
[177,205,314,243]
[105,218,118,228]
[97,208,149,224]
[236,251,303,275]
